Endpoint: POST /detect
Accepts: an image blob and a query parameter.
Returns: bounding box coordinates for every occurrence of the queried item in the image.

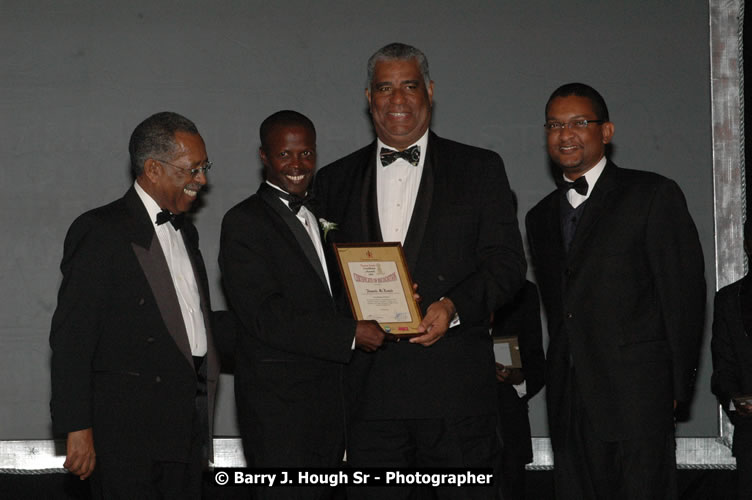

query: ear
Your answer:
[426,80,434,107]
[601,122,615,145]
[143,159,161,184]
[365,87,372,111]
[259,146,268,166]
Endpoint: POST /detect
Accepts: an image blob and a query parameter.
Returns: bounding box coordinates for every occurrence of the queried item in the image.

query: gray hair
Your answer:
[128,111,199,178]
[366,42,431,89]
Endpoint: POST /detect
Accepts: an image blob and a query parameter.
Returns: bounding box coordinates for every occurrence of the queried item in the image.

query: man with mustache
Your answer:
[526,83,705,499]
[50,112,221,499]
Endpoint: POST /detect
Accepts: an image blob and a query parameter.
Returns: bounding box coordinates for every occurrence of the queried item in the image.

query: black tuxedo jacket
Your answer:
[711,275,752,455]
[526,161,705,444]
[315,132,526,419]
[219,184,356,466]
[492,280,545,464]
[50,187,220,462]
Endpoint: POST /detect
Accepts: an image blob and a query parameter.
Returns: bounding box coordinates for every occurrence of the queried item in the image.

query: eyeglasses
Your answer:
[543,119,604,132]
[156,158,213,177]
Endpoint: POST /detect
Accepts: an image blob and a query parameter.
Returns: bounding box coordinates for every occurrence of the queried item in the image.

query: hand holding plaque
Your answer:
[334,243,422,336]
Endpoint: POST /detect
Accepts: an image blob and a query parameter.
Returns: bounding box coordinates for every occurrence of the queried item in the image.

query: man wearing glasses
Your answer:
[50,112,221,499]
[526,83,705,499]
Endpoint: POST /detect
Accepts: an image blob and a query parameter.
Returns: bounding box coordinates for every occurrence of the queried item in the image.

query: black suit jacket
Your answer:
[711,275,752,455]
[315,132,526,419]
[219,184,356,466]
[526,161,705,444]
[50,187,220,462]
[492,280,545,464]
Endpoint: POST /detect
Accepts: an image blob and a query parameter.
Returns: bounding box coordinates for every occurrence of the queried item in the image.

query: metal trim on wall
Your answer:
[710,0,745,459]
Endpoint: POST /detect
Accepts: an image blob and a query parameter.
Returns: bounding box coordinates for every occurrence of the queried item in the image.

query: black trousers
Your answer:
[552,369,676,500]
[90,358,209,500]
[346,415,500,500]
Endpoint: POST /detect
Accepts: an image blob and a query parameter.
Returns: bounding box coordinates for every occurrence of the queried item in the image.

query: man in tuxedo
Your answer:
[525,83,705,499]
[711,220,752,499]
[219,110,385,498]
[491,280,545,500]
[50,112,221,499]
[315,43,526,499]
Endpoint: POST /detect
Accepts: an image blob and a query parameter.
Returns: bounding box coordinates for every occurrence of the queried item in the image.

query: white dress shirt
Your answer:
[376,130,429,244]
[564,156,607,208]
[134,181,207,356]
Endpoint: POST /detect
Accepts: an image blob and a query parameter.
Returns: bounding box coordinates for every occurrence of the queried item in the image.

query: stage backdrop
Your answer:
[1,0,715,439]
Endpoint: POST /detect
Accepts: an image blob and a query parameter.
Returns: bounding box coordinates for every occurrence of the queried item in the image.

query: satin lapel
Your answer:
[402,135,434,271]
[125,190,193,368]
[258,184,329,290]
[566,162,618,265]
[360,147,383,242]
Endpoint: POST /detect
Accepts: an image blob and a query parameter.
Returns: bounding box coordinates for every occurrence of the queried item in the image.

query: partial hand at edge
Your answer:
[64,427,96,480]
[411,298,455,347]
[355,320,387,352]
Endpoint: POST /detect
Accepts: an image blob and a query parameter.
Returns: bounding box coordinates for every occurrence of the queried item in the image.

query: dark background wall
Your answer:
[1,0,714,439]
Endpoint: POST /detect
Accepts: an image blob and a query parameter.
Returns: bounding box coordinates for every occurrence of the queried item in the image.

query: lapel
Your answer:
[566,161,619,265]
[401,132,435,272]
[359,143,383,242]
[258,183,330,291]
[124,188,194,369]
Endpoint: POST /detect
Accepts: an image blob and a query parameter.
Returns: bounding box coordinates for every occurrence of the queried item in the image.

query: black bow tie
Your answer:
[277,189,315,215]
[155,209,185,230]
[380,145,421,167]
[557,176,589,196]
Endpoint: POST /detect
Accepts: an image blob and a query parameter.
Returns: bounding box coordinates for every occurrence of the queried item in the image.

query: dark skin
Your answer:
[496,363,525,385]
[260,122,388,352]
[64,132,210,480]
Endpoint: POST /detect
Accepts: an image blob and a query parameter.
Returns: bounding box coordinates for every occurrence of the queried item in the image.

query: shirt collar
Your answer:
[134,180,173,230]
[563,156,607,198]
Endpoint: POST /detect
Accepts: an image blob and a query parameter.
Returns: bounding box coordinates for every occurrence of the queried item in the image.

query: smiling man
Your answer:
[526,83,705,499]
[219,110,385,499]
[315,44,526,500]
[50,112,221,499]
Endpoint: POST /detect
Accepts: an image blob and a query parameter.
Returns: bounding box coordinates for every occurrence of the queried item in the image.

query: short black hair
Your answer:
[128,112,199,178]
[259,110,316,151]
[545,83,610,122]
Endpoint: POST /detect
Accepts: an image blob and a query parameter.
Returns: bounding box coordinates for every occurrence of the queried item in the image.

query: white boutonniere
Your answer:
[319,218,338,242]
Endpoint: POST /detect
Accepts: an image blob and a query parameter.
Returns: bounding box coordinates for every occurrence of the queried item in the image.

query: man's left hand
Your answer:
[411,298,455,347]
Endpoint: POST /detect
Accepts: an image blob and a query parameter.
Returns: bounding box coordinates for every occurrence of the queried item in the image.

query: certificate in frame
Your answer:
[334,243,422,336]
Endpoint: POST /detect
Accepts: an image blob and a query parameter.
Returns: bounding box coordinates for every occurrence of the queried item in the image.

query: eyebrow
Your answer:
[374,79,422,87]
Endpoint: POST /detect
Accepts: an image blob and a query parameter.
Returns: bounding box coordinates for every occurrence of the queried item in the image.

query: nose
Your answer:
[194,170,207,185]
[390,88,406,104]
[559,124,576,140]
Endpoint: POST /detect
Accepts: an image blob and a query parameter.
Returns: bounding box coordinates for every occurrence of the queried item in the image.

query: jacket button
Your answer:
[566,312,573,319]
[437,275,445,281]
[155,376,161,383]
[146,337,155,343]
[138,298,145,305]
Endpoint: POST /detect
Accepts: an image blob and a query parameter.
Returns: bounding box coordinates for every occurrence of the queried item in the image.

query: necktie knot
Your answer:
[156,209,185,230]
[557,175,589,196]
[380,145,421,167]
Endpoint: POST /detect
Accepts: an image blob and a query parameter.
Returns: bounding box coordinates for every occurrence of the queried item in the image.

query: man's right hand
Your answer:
[354,321,386,352]
[64,427,96,479]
